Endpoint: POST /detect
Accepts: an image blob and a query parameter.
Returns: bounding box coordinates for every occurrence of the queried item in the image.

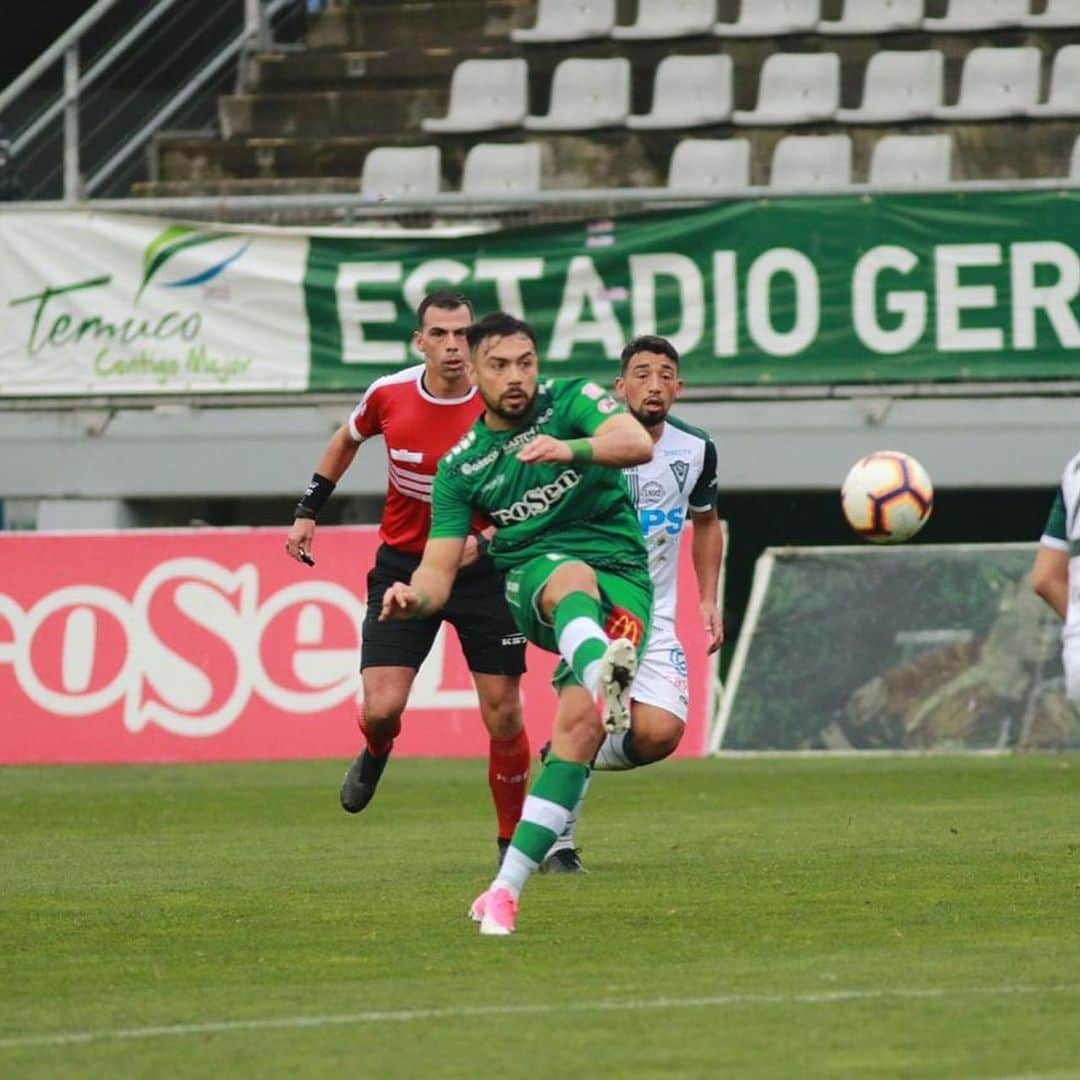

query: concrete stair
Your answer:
[137,0,1080,203]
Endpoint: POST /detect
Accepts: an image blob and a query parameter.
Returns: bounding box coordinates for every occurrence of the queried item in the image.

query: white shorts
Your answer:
[1063,635,1080,708]
[630,625,689,723]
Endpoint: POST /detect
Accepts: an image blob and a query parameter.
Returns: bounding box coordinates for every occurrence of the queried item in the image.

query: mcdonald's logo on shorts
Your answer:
[604,606,643,648]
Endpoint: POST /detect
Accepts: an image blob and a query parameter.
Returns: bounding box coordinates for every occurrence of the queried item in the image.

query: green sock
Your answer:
[553,591,608,694]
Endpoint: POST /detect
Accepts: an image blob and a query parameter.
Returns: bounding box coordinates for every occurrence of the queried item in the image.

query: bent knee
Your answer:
[632,719,684,763]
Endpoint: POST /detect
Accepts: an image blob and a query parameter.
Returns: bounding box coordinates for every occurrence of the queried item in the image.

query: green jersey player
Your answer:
[380,311,654,935]
[1032,449,1080,708]
[543,334,725,873]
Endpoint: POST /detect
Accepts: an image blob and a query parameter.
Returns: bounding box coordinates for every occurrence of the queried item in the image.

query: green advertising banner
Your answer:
[5,190,1080,396]
[305,189,1080,389]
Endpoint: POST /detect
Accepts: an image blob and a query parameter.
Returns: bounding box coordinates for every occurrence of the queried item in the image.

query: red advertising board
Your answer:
[0,527,713,764]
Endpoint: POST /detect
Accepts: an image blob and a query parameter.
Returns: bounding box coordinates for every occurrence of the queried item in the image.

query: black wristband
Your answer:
[295,472,336,521]
[475,535,491,559]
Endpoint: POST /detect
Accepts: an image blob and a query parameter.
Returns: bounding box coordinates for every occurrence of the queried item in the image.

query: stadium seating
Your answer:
[733,52,839,126]
[512,0,616,43]
[869,133,952,186]
[770,133,852,188]
[627,54,733,129]
[461,142,542,196]
[934,46,1041,120]
[525,57,631,130]
[835,50,944,123]
[421,59,529,134]
[1021,0,1080,29]
[1026,45,1080,117]
[1070,135,1080,178]
[922,0,1026,32]
[667,137,751,190]
[612,0,717,40]
[818,0,924,36]
[361,146,441,199]
[714,0,820,37]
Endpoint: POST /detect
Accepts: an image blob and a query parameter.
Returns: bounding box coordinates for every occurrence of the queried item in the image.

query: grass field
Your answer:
[1,755,1078,1078]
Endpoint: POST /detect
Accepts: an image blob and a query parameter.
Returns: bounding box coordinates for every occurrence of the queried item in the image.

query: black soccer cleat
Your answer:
[540,847,587,874]
[339,748,391,813]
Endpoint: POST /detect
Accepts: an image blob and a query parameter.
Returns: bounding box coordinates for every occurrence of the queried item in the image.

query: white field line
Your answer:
[1,983,1077,1051]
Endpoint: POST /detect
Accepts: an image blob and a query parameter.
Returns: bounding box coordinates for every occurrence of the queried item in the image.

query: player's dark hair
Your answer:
[416,290,474,327]
[620,334,679,373]
[465,311,538,352]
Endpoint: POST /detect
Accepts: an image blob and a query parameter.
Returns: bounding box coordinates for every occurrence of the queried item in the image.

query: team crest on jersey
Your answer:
[604,606,644,647]
[669,459,690,492]
[639,480,665,506]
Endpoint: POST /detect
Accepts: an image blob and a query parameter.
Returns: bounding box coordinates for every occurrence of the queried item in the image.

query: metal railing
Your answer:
[0,0,295,201]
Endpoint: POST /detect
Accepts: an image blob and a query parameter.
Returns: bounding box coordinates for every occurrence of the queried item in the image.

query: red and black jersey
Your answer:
[349,364,486,554]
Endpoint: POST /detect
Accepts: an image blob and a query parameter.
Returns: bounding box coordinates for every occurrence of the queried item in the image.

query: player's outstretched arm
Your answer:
[285,424,363,564]
[690,509,725,654]
[380,537,466,621]
[516,413,652,469]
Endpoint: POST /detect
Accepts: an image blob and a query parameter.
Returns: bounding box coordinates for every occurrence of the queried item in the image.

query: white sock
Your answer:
[549,774,592,851]
[593,731,637,771]
[492,847,537,900]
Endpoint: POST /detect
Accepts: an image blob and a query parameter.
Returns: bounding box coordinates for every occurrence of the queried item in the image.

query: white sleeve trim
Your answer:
[1040,535,1069,551]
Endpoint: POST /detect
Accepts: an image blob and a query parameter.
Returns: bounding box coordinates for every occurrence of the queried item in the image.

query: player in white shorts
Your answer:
[542,334,725,872]
[1031,448,1080,707]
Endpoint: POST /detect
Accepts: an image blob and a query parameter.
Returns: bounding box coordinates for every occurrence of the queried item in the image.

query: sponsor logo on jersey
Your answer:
[489,468,581,526]
[390,448,424,464]
[604,606,644,648]
[501,407,554,454]
[461,447,500,475]
[669,459,690,492]
[640,507,685,537]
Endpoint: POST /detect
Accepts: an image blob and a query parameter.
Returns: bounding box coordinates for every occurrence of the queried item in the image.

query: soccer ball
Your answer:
[841,451,934,543]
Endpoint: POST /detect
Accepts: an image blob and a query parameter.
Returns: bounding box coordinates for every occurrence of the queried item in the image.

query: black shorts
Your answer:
[361,544,527,676]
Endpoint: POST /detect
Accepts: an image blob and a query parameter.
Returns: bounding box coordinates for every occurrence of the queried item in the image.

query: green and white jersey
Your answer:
[432,377,646,575]
[625,414,718,626]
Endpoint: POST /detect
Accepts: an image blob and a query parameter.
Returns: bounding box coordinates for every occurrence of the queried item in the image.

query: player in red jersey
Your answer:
[285,292,530,862]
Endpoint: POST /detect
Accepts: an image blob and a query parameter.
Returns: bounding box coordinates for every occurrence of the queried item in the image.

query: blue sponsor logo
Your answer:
[669,645,688,678]
[639,507,685,537]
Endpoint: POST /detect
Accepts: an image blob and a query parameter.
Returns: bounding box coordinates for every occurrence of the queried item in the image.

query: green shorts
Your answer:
[504,553,653,690]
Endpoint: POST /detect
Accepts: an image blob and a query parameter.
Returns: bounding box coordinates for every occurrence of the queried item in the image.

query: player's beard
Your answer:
[482,385,537,423]
[630,402,668,429]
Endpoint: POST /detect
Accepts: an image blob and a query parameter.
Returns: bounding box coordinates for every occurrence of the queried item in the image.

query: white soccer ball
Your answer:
[841,451,934,543]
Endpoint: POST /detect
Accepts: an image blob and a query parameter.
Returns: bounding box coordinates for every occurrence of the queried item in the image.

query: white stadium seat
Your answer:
[1022,0,1080,29]
[835,50,944,123]
[361,147,441,200]
[627,54,733,129]
[923,0,1027,32]
[934,47,1041,121]
[818,0,924,36]
[524,58,630,131]
[461,143,542,196]
[714,0,820,38]
[733,52,839,126]
[512,0,615,43]
[869,133,952,186]
[421,59,528,134]
[667,138,751,190]
[613,0,717,40]
[770,134,852,189]
[1027,46,1080,117]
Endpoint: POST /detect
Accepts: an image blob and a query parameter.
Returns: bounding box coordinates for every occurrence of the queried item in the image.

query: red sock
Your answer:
[488,730,531,840]
[359,712,397,758]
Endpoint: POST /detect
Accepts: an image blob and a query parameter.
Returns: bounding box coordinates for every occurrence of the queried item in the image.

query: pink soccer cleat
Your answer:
[468,887,517,936]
